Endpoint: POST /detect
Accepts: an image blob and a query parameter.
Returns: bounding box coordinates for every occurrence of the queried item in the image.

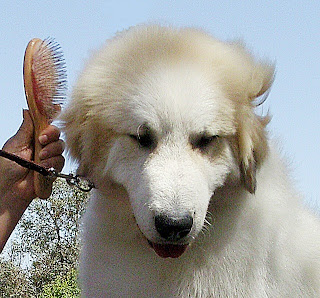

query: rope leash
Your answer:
[0,149,94,192]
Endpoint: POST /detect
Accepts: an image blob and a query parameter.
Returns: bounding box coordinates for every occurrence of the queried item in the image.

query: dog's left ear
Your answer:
[237,63,275,194]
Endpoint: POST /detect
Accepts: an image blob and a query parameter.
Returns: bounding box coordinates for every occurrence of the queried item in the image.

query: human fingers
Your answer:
[38,125,61,146]
[40,155,65,173]
[39,139,65,160]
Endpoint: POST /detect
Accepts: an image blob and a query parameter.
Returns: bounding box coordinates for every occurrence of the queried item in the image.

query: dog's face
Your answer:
[105,64,239,257]
[62,25,274,258]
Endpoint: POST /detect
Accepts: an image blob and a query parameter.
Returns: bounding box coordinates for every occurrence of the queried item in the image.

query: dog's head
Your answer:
[62,25,274,258]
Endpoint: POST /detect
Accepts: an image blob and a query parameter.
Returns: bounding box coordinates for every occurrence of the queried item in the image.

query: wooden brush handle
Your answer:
[24,39,53,199]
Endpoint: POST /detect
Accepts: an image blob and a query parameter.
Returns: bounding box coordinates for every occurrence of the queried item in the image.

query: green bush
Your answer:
[40,269,81,298]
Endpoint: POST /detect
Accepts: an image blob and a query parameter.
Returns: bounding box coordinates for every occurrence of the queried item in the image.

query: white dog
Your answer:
[62,25,320,297]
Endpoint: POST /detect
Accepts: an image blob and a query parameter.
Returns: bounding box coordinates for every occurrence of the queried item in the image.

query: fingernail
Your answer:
[39,149,48,160]
[39,135,48,145]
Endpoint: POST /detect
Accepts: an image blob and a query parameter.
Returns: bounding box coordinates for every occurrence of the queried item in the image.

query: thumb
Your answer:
[15,109,34,145]
[3,110,34,152]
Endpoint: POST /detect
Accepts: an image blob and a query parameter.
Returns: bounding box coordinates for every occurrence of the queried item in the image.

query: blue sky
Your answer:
[0,1,319,205]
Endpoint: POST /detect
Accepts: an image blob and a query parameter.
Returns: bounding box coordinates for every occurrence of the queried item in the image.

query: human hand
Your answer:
[0,110,65,204]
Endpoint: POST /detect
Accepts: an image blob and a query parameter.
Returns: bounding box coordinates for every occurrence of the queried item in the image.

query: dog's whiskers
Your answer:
[199,211,214,236]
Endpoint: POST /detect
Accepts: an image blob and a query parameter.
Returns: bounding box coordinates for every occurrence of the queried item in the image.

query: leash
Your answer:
[0,149,95,192]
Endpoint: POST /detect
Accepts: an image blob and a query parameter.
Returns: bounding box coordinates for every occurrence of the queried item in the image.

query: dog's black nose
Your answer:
[155,213,193,241]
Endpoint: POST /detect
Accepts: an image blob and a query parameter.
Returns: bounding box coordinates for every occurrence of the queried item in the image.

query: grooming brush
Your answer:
[23,38,67,199]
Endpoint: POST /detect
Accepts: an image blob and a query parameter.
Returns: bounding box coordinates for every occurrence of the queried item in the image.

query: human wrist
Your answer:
[0,191,31,253]
[1,188,31,216]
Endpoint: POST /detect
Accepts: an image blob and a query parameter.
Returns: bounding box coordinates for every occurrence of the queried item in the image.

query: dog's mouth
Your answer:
[148,240,189,258]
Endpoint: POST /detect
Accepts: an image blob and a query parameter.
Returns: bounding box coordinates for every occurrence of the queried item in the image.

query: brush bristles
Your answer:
[32,37,67,119]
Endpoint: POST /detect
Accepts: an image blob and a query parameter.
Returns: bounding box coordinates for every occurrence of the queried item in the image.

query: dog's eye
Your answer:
[129,126,155,149]
[192,135,218,150]
[130,134,154,148]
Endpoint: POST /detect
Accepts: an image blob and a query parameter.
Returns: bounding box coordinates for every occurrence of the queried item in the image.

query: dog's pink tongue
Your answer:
[151,243,188,258]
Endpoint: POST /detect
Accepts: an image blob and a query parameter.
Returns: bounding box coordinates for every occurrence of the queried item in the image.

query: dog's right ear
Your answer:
[237,111,269,194]
[236,61,274,194]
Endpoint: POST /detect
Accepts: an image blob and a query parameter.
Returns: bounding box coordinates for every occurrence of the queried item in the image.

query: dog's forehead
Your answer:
[128,63,236,135]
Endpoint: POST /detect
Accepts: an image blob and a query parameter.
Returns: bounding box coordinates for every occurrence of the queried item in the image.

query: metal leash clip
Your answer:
[47,168,95,192]
[0,149,95,192]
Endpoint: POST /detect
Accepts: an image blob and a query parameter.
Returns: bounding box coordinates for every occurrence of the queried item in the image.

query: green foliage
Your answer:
[0,178,88,296]
[40,269,81,298]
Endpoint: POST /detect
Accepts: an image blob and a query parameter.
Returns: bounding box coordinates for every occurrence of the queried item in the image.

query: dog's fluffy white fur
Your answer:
[62,25,320,297]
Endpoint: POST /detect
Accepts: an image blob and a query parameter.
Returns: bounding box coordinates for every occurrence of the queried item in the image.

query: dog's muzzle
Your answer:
[155,213,193,241]
[149,213,193,258]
